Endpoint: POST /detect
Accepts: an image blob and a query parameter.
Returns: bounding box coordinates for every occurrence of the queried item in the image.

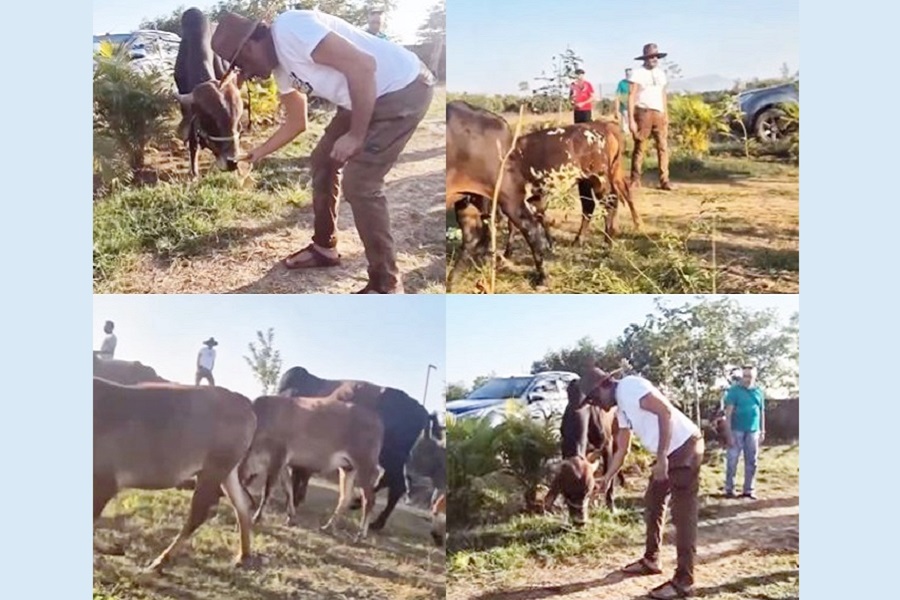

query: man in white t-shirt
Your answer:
[94,320,117,361]
[211,10,435,294]
[196,337,218,386]
[586,370,703,600]
[628,43,673,191]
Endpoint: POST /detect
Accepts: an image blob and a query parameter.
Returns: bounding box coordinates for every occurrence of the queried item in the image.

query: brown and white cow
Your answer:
[174,8,244,178]
[542,451,604,527]
[509,119,642,250]
[240,393,385,541]
[93,378,257,571]
[446,100,548,288]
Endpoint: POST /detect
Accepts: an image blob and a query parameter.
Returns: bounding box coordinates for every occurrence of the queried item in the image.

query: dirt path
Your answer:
[114,89,446,295]
[448,448,799,600]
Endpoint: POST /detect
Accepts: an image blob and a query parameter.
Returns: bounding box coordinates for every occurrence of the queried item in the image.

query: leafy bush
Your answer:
[245,76,282,129]
[667,94,719,157]
[93,48,175,172]
[492,411,559,508]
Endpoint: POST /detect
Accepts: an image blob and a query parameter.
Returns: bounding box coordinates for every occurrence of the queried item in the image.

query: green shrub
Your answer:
[667,94,719,157]
[93,50,175,172]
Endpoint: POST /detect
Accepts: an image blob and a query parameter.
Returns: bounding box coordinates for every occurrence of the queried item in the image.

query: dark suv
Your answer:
[736,81,799,142]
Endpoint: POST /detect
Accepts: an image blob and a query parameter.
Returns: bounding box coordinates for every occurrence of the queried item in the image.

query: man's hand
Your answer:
[330,132,366,163]
[595,474,612,495]
[629,119,639,138]
[651,456,668,481]
[237,148,263,164]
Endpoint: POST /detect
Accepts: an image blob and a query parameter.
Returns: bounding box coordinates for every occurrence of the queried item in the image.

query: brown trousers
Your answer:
[309,66,435,290]
[631,107,670,185]
[643,434,704,587]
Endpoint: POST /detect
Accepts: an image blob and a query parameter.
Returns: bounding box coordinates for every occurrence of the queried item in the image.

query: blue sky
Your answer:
[446,294,799,387]
[447,0,799,94]
[93,295,446,412]
[92,0,435,44]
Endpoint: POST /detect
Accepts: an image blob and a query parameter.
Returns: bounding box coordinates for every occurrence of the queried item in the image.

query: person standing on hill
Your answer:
[195,337,218,386]
[616,68,632,136]
[94,320,117,360]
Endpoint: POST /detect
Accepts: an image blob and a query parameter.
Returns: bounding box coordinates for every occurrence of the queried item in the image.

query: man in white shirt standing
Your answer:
[94,320,117,360]
[587,370,704,600]
[212,9,435,294]
[196,337,218,386]
[628,43,673,191]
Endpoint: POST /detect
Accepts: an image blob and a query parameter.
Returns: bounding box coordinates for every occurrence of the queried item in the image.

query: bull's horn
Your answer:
[175,91,195,105]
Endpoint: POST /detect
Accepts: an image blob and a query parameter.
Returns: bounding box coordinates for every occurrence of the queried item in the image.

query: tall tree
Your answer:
[446,382,469,401]
[243,328,283,395]
[416,0,445,74]
[532,47,584,112]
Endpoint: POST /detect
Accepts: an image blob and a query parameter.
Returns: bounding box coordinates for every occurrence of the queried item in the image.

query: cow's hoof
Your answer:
[368,519,386,532]
[233,554,261,569]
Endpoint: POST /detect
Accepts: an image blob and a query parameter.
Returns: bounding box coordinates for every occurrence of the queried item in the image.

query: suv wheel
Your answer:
[754,107,787,143]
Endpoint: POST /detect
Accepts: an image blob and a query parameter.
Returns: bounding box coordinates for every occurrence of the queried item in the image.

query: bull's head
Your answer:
[176,78,244,171]
[544,451,603,527]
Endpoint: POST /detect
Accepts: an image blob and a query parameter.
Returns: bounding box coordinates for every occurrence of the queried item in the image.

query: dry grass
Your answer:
[445,111,799,294]
[94,87,447,294]
[94,479,445,600]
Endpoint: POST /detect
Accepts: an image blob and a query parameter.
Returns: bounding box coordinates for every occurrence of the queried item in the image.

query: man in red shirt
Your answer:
[569,68,595,123]
[569,69,598,225]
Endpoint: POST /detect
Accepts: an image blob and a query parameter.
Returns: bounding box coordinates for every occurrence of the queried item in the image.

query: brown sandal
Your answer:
[282,244,341,269]
[647,580,693,599]
[622,557,663,576]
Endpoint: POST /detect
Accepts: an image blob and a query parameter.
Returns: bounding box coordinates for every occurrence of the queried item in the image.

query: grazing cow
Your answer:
[277,366,431,531]
[446,100,548,288]
[557,380,625,513]
[406,412,447,507]
[240,394,384,540]
[93,355,168,385]
[93,378,256,571]
[508,120,641,249]
[430,491,446,547]
[174,8,243,177]
[542,451,604,527]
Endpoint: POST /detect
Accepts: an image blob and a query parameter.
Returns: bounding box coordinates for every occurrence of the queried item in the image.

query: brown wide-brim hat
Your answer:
[211,11,261,66]
[635,43,668,61]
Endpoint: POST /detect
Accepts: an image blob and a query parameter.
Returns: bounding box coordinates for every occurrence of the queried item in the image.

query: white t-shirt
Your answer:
[628,66,668,112]
[198,347,216,371]
[615,375,699,456]
[271,10,421,109]
[99,333,117,359]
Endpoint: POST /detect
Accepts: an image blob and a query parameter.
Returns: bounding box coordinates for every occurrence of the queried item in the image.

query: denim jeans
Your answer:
[725,430,760,494]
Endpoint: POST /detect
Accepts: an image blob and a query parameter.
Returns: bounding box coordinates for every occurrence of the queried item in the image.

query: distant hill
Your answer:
[598,74,735,97]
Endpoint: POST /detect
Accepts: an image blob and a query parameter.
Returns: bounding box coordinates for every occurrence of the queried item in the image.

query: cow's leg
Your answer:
[613,170,641,231]
[448,199,482,291]
[322,467,356,532]
[503,212,516,259]
[282,466,296,524]
[94,474,118,521]
[253,451,286,524]
[220,466,254,567]
[368,460,407,531]
[591,176,618,244]
[146,470,225,572]
[188,131,199,180]
[291,466,311,507]
[356,463,384,541]
[502,201,546,286]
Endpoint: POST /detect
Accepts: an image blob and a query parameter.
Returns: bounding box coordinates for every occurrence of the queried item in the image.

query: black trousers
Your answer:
[573,110,595,216]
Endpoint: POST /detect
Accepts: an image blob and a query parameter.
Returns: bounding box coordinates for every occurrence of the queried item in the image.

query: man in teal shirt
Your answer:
[723,365,766,499]
[616,68,632,136]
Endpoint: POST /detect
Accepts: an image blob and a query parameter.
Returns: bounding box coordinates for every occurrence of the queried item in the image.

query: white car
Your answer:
[446,371,580,427]
[93,30,181,79]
